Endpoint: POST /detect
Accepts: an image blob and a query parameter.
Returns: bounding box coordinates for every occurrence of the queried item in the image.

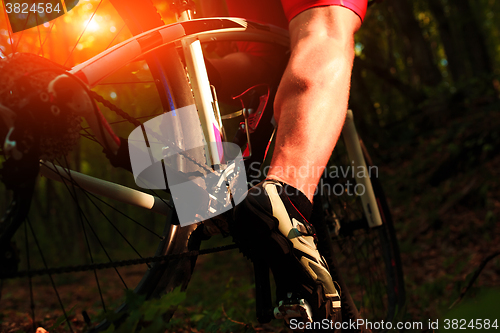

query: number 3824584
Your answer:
[5,2,62,14]
[443,319,498,330]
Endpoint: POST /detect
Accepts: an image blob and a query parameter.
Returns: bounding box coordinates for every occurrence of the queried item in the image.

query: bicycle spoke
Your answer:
[81,110,163,130]
[39,158,166,239]
[348,238,370,311]
[81,132,100,144]
[97,81,156,85]
[51,160,128,290]
[55,157,109,313]
[350,237,372,315]
[80,199,108,313]
[105,23,126,50]
[37,21,56,57]
[358,237,379,316]
[351,238,369,310]
[76,183,153,269]
[35,12,44,58]
[13,14,31,53]
[356,231,388,320]
[1,3,14,54]
[369,233,387,308]
[28,217,74,333]
[92,265,107,313]
[68,160,110,313]
[81,126,99,140]
[147,188,173,210]
[85,191,166,238]
[24,221,36,332]
[64,0,104,66]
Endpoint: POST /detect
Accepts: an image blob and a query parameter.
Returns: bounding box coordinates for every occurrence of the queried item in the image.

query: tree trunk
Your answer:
[349,60,376,139]
[426,0,466,82]
[449,0,492,77]
[387,0,442,86]
[355,58,425,104]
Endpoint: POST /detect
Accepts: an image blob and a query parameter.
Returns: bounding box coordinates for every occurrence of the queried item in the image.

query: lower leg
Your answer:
[267,6,362,201]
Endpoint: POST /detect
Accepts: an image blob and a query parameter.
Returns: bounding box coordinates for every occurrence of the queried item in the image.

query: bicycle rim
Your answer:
[318,138,405,327]
[0,1,200,331]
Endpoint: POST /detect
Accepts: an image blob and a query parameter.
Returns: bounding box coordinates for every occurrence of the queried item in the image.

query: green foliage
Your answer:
[167,277,256,332]
[439,289,500,332]
[157,236,264,332]
[97,287,186,333]
[48,306,76,331]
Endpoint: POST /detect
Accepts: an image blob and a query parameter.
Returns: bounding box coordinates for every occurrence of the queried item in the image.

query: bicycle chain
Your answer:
[90,91,142,128]
[90,91,213,174]
[32,90,237,279]
[0,93,239,280]
[2,244,238,279]
[0,66,237,278]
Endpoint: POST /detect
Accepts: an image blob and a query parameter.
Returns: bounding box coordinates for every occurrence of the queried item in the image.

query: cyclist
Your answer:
[203,0,368,325]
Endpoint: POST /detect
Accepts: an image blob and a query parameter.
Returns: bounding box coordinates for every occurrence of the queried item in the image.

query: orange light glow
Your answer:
[85,19,100,32]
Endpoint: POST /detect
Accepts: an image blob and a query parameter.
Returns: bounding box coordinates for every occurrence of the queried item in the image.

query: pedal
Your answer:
[274,292,313,324]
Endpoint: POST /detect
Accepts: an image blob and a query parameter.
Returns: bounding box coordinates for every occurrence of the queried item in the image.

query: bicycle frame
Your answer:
[40,16,381,229]
[41,17,289,215]
[343,110,382,228]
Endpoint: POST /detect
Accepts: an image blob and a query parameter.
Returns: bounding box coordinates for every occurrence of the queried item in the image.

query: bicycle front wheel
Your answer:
[315,138,405,328]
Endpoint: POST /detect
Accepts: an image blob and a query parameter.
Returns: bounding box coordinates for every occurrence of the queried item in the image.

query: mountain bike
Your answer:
[0,0,405,331]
